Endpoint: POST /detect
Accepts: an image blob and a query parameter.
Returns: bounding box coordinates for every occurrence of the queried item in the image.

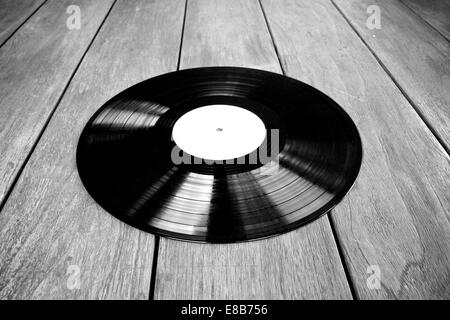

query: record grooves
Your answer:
[76,67,362,243]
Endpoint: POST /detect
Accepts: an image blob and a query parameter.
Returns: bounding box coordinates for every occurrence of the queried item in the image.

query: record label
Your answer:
[172,104,267,161]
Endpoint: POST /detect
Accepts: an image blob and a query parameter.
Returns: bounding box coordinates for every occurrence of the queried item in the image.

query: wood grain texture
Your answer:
[0,0,45,45]
[401,0,450,40]
[261,0,450,299]
[333,0,450,153]
[0,0,185,299]
[154,0,352,300]
[0,0,114,209]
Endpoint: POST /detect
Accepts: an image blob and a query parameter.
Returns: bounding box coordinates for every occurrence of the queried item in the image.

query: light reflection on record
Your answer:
[76,67,362,243]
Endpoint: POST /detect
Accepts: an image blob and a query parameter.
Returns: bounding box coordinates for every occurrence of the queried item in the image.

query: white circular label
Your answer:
[172,105,266,161]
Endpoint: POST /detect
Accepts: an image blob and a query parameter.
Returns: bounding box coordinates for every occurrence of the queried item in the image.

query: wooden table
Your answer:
[0,0,448,299]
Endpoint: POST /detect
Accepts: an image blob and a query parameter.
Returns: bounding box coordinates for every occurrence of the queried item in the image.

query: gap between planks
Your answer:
[148,0,189,301]
[0,0,48,48]
[399,0,450,42]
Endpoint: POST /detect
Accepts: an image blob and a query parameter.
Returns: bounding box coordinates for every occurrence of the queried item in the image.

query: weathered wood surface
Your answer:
[0,0,448,300]
[154,0,352,300]
[0,0,185,299]
[261,0,450,299]
[401,0,450,41]
[0,0,46,45]
[0,0,115,209]
[333,0,450,153]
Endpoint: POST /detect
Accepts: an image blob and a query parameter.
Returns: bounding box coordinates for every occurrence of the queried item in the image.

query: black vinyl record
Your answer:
[76,67,362,243]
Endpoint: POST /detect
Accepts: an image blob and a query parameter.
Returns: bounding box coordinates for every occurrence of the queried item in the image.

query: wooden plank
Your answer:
[261,0,450,299]
[0,0,115,209]
[332,0,450,153]
[0,0,46,45]
[401,0,450,41]
[154,0,352,300]
[0,0,185,299]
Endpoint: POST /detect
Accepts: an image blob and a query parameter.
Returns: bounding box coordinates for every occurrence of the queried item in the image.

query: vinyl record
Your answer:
[76,67,362,243]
